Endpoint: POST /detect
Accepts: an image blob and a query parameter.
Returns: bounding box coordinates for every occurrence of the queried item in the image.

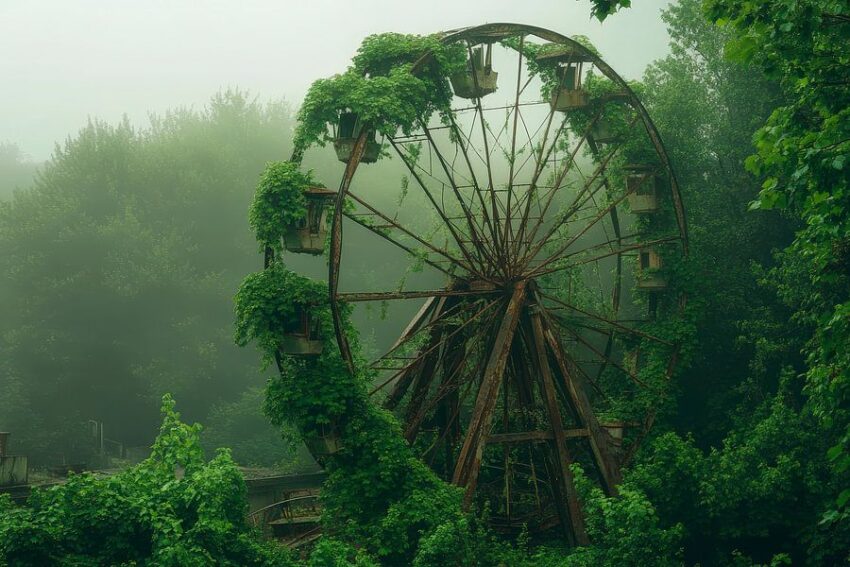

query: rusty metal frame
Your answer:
[280,22,691,545]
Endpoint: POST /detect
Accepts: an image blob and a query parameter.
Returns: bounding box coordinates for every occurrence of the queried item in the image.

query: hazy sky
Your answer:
[0,0,673,160]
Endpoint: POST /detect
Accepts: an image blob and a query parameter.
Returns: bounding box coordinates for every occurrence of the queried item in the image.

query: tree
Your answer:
[703,0,850,546]
[0,90,297,464]
[0,142,39,199]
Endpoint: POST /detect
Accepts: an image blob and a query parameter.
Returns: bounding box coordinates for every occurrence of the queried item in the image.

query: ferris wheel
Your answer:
[284,23,688,543]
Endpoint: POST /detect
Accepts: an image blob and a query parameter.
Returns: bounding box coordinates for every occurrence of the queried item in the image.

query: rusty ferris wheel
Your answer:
[280,23,688,543]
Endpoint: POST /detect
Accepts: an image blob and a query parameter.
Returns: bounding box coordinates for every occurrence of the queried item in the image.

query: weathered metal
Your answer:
[334,112,380,164]
[624,165,660,214]
[636,247,667,290]
[294,22,691,545]
[452,282,526,502]
[530,306,589,544]
[280,306,324,356]
[283,186,336,254]
[451,45,498,99]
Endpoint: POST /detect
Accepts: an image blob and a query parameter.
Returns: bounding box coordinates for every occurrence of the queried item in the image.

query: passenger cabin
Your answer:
[304,424,342,462]
[451,44,498,99]
[283,187,336,255]
[536,45,594,111]
[333,112,380,164]
[280,305,324,356]
[625,165,660,214]
[636,247,667,290]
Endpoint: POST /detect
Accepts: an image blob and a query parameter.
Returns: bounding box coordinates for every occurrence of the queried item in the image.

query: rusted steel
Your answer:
[372,298,481,373]
[503,34,525,265]
[529,307,589,545]
[486,429,589,444]
[408,314,496,447]
[532,235,682,278]
[368,297,502,396]
[387,137,482,276]
[452,281,527,503]
[328,130,368,374]
[521,117,637,269]
[342,212,455,278]
[416,121,496,272]
[556,321,649,389]
[346,191,472,272]
[390,296,438,353]
[338,289,496,302]
[403,348,442,442]
[440,23,687,254]
[528,161,648,275]
[538,302,621,495]
[312,22,690,545]
[465,42,502,258]
[443,111,502,258]
[382,298,444,410]
[510,104,562,261]
[515,107,612,266]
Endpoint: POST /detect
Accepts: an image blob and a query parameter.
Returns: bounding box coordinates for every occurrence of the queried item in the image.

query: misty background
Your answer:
[0,0,673,469]
[0,0,671,163]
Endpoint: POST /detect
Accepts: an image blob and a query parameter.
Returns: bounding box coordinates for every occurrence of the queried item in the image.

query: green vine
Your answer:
[249,161,322,252]
[292,33,466,157]
[234,262,327,364]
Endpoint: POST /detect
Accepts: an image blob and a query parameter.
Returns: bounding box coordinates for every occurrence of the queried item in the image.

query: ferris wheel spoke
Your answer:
[405,313,498,442]
[444,112,502,253]
[369,299,482,371]
[388,137,488,275]
[337,289,497,303]
[535,303,622,493]
[511,105,565,261]
[522,106,640,257]
[533,235,682,279]
[343,211,455,278]
[369,296,503,396]
[465,42,503,255]
[551,315,648,389]
[526,178,632,275]
[418,121,500,269]
[452,282,527,502]
[537,290,674,346]
[520,117,633,267]
[503,35,526,267]
[346,190,473,273]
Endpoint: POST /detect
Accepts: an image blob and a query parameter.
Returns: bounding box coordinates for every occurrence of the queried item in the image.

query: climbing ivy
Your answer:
[249,161,322,252]
[235,262,327,366]
[292,33,466,158]
[0,396,295,567]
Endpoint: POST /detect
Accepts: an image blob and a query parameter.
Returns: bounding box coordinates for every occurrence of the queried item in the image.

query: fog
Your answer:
[0,0,671,160]
[0,1,673,470]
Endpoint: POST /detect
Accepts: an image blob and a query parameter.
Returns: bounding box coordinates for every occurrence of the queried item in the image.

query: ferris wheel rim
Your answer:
[322,23,688,380]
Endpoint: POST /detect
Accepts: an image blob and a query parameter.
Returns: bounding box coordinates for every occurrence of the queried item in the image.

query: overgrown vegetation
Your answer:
[292,33,466,158]
[0,396,296,566]
[3,3,850,565]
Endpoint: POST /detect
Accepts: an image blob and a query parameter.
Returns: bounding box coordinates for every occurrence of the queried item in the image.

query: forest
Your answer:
[0,0,848,565]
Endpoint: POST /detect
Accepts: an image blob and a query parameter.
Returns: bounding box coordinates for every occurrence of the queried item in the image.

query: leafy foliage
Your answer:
[249,161,321,252]
[704,0,850,540]
[0,90,297,466]
[292,33,465,157]
[0,396,296,566]
[235,262,327,365]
